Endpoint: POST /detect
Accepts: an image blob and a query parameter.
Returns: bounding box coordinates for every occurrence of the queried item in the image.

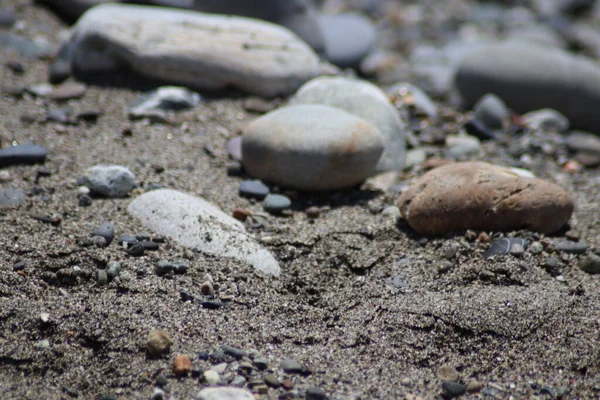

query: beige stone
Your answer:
[397,162,573,235]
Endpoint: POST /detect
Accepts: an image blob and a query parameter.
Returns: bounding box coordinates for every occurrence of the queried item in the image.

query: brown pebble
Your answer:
[146,330,172,355]
[423,158,453,171]
[200,281,215,296]
[173,354,192,376]
[397,162,574,235]
[305,206,320,219]
[436,365,459,382]
[565,230,580,241]
[281,378,294,390]
[243,97,275,113]
[232,208,252,222]
[465,230,477,241]
[466,380,484,393]
[50,82,87,101]
[477,231,490,243]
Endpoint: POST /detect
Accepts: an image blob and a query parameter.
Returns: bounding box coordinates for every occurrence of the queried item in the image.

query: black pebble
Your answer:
[180,291,194,302]
[465,119,496,141]
[141,240,159,251]
[442,381,467,397]
[13,260,25,271]
[78,195,92,207]
[155,374,168,387]
[222,345,245,360]
[200,300,225,309]
[127,243,145,257]
[0,144,48,167]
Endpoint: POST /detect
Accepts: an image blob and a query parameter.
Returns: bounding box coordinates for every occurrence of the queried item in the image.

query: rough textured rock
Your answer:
[242,104,383,191]
[290,76,405,171]
[455,40,600,133]
[67,4,329,97]
[85,165,135,198]
[127,189,280,276]
[397,162,574,235]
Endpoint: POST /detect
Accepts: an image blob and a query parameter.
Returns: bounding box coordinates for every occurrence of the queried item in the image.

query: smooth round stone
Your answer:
[85,165,135,198]
[243,104,383,191]
[317,13,376,68]
[0,170,11,182]
[437,365,460,381]
[446,135,482,159]
[128,86,200,120]
[196,387,254,400]
[381,205,401,219]
[50,82,87,101]
[227,136,243,161]
[397,162,574,235]
[553,240,589,254]
[0,144,47,167]
[92,222,115,245]
[262,194,291,214]
[0,188,26,206]
[442,381,467,397]
[290,76,405,172]
[203,370,221,385]
[523,109,569,133]
[239,180,269,200]
[473,93,508,130]
[455,40,600,133]
[106,261,121,279]
[280,359,304,373]
[305,387,327,400]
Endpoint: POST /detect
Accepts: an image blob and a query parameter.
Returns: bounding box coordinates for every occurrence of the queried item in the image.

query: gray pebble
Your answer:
[579,254,600,274]
[473,93,508,130]
[92,222,115,245]
[281,359,304,374]
[264,373,280,388]
[239,180,269,200]
[553,240,588,254]
[222,345,245,359]
[231,375,246,387]
[172,260,190,274]
[91,235,108,248]
[127,243,145,257]
[85,165,135,198]
[0,188,26,206]
[96,269,108,286]
[253,357,269,370]
[509,243,525,257]
[106,261,121,279]
[78,194,92,207]
[529,241,544,255]
[262,194,291,214]
[305,387,328,400]
[155,260,173,276]
[227,136,242,161]
[118,235,138,248]
[484,238,528,259]
[442,381,467,397]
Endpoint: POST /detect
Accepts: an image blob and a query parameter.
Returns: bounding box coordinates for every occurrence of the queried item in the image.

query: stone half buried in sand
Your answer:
[397,162,574,235]
[127,189,280,276]
[241,104,384,191]
[67,4,331,97]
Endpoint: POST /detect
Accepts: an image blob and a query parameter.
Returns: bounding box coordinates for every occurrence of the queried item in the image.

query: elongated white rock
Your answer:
[455,40,600,133]
[68,4,329,97]
[127,189,280,276]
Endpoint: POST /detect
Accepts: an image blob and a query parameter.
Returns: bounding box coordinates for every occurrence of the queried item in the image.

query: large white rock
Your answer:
[127,189,280,276]
[67,4,330,97]
[289,76,406,171]
[242,104,383,191]
[196,387,255,400]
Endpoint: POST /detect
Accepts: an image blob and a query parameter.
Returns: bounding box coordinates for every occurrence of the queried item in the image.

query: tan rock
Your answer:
[173,354,192,376]
[397,162,573,235]
[436,365,460,382]
[146,329,172,356]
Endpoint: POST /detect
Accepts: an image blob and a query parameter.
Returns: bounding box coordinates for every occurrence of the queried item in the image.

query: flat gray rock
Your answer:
[290,76,405,171]
[67,4,329,97]
[196,387,255,400]
[242,104,383,191]
[127,189,280,276]
[455,40,600,133]
[0,188,26,206]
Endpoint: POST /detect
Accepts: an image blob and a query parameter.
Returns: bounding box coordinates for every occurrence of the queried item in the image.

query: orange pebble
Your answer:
[173,354,192,376]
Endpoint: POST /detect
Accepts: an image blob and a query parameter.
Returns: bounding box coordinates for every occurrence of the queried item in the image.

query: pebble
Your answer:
[455,40,600,132]
[222,345,245,360]
[231,376,246,388]
[47,108,73,124]
[484,238,528,259]
[0,8,16,28]
[49,58,71,84]
[173,354,192,376]
[281,378,294,390]
[305,387,328,400]
[232,208,251,222]
[96,269,108,286]
[203,370,221,385]
[464,119,496,141]
[446,135,482,159]
[263,194,291,215]
[69,4,327,97]
[0,170,11,182]
[523,109,569,133]
[227,137,243,161]
[529,241,544,254]
[128,86,200,121]
[509,243,525,257]
[151,388,164,400]
[306,206,321,219]
[579,254,600,274]
[436,365,460,382]
[442,381,467,397]
[92,235,108,248]
[105,261,121,279]
[397,162,574,235]
[466,380,484,393]
[0,33,53,59]
[196,387,254,400]
[78,194,92,207]
[317,13,375,68]
[85,165,135,198]
[50,82,87,101]
[473,93,508,130]
[0,144,48,167]
[566,131,600,167]
[0,188,26,206]
[242,104,383,191]
[146,330,172,356]
[200,281,215,295]
[27,83,53,97]
[128,189,280,276]
[264,373,280,388]
[289,76,406,172]
[172,260,189,275]
[118,235,138,248]
[281,359,305,374]
[386,82,438,121]
[381,206,401,219]
[553,240,589,254]
[253,357,268,370]
[239,180,269,200]
[126,243,145,257]
[13,261,25,271]
[92,222,115,245]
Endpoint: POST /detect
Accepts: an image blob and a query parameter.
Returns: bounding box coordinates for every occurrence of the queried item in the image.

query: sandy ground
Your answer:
[1,1,600,399]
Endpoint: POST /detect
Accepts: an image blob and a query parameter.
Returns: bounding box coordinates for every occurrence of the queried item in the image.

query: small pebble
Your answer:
[552,240,588,254]
[305,386,328,400]
[85,165,135,198]
[106,261,121,279]
[227,136,242,161]
[96,269,108,286]
[92,235,108,248]
[509,243,525,257]
[264,374,280,388]
[281,359,304,374]
[77,187,91,197]
[155,374,168,387]
[466,380,484,393]
[0,170,11,182]
[253,357,269,370]
[78,195,92,207]
[200,281,215,295]
[231,375,246,387]
[263,194,291,214]
[172,260,189,274]
[173,354,192,376]
[127,243,145,257]
[281,378,294,390]
[442,381,467,397]
[146,330,172,355]
[222,345,245,359]
[306,206,320,219]
[203,370,221,385]
[529,241,544,255]
[232,208,251,222]
[92,222,115,245]
[381,206,401,219]
[579,254,600,274]
[151,388,164,400]
[239,180,269,200]
[436,365,460,382]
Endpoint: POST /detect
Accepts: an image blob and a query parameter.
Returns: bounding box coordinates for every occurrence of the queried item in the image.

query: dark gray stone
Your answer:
[442,381,467,397]
[0,144,47,167]
[221,345,245,359]
[0,8,17,28]
[553,240,588,254]
[473,93,508,130]
[305,386,328,400]
[579,253,600,274]
[280,359,304,374]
